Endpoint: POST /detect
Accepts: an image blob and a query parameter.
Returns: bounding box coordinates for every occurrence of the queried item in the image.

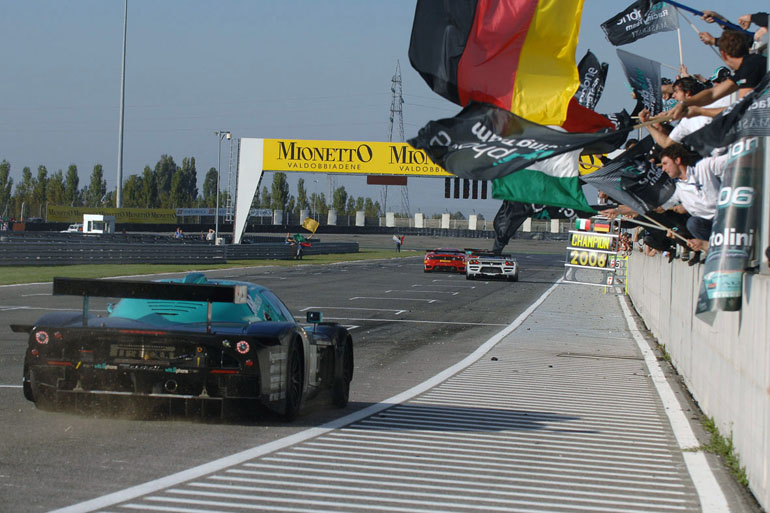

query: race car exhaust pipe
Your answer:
[164,380,178,393]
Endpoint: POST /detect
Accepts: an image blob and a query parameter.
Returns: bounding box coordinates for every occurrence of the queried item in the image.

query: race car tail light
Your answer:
[35,331,50,345]
[470,259,479,264]
[236,340,250,354]
[505,261,513,266]
[30,349,40,357]
[245,359,254,367]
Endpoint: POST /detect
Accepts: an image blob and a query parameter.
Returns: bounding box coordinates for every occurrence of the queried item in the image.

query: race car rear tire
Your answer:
[332,337,354,408]
[466,274,474,280]
[22,366,34,402]
[282,339,304,421]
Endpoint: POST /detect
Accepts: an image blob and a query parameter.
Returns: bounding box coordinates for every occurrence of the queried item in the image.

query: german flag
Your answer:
[594,222,611,233]
[408,0,586,126]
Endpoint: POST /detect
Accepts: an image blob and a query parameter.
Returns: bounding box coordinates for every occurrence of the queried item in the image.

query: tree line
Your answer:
[0,155,383,220]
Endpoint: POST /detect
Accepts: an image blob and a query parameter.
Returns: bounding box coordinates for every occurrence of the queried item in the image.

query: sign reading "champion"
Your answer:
[569,231,615,250]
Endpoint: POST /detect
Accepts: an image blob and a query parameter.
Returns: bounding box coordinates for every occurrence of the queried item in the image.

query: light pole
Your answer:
[214,130,231,243]
[116,0,127,208]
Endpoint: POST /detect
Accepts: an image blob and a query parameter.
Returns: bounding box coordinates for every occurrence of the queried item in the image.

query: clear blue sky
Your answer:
[1,1,765,220]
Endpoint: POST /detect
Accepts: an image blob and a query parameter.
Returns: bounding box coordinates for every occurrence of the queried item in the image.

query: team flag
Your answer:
[601,1,679,46]
[490,101,629,212]
[493,200,592,253]
[574,50,609,110]
[616,49,663,115]
[576,219,591,231]
[408,0,586,126]
[594,222,611,233]
[408,102,628,181]
[301,217,319,234]
[581,136,676,214]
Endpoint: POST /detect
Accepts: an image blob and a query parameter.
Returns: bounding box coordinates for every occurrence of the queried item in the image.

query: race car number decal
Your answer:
[568,249,612,269]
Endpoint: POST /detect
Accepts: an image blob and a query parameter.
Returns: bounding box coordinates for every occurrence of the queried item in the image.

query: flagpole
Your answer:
[677,28,684,69]
[619,214,690,243]
[675,7,722,59]
[633,114,674,130]
[661,0,754,35]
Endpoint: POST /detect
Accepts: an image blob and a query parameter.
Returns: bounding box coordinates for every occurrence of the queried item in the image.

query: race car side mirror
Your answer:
[306,311,322,323]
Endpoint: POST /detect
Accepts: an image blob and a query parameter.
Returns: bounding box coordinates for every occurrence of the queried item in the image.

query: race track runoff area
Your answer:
[54,281,739,513]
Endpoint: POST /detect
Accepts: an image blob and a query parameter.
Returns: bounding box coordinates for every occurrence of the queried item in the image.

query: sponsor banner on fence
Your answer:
[261,139,451,177]
[47,206,176,224]
[695,137,764,320]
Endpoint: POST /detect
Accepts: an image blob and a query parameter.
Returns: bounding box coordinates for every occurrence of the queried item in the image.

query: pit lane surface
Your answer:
[0,246,566,513]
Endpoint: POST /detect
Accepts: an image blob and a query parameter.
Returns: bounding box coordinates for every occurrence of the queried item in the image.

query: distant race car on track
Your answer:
[424,248,467,273]
[11,273,354,421]
[465,250,519,281]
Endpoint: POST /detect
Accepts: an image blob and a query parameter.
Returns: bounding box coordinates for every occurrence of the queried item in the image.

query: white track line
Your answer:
[617,295,729,513]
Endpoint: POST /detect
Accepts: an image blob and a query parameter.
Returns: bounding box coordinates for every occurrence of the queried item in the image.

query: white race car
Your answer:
[465,250,519,281]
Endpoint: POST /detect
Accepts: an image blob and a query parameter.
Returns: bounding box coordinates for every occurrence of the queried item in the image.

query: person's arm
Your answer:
[670,80,738,119]
[599,205,639,218]
[701,10,728,24]
[685,105,726,118]
[639,108,676,147]
[699,31,717,46]
[750,12,768,28]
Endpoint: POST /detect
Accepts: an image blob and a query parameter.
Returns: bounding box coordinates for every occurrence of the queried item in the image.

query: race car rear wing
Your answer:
[52,277,248,331]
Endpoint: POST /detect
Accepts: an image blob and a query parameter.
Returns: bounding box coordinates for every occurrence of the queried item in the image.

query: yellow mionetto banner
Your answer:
[262,139,452,177]
[47,206,176,224]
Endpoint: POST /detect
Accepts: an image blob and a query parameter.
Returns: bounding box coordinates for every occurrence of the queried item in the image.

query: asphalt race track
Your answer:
[0,244,566,512]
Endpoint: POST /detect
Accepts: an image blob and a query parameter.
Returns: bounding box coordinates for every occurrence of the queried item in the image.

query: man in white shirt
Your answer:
[658,143,729,248]
[638,76,731,148]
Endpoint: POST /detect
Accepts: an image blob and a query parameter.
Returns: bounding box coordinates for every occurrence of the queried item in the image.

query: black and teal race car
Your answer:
[11,273,353,421]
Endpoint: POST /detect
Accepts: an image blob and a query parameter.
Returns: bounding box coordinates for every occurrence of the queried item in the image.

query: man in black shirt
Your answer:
[670,30,767,120]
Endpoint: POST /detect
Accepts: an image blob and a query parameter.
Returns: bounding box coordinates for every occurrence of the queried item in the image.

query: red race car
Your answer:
[424,248,467,273]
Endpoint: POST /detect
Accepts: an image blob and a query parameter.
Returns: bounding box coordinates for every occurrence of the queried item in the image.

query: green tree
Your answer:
[259,186,271,209]
[355,196,364,213]
[0,160,12,218]
[31,165,48,217]
[169,169,186,208]
[65,165,80,206]
[84,164,107,207]
[345,196,356,216]
[102,190,115,208]
[202,167,218,207]
[295,178,308,214]
[364,198,380,218]
[140,166,157,208]
[332,186,348,215]
[270,172,290,214]
[154,155,177,207]
[179,157,198,206]
[47,170,66,209]
[122,174,143,208]
[13,167,34,218]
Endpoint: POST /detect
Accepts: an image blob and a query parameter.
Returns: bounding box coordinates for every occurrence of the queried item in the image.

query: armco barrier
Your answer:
[0,241,357,266]
[627,252,770,511]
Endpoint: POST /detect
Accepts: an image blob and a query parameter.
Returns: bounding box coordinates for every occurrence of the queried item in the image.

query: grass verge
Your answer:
[701,416,749,486]
[0,249,416,286]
